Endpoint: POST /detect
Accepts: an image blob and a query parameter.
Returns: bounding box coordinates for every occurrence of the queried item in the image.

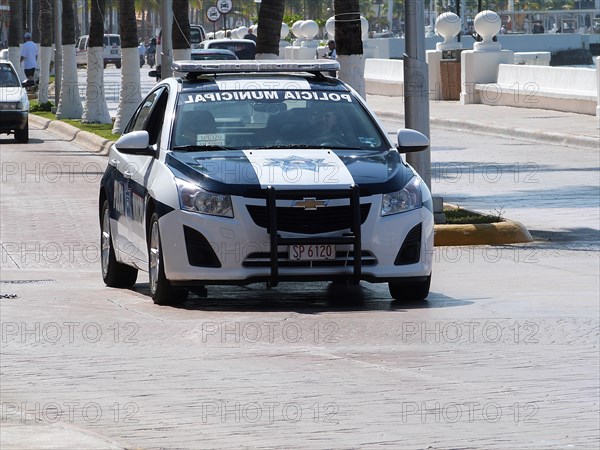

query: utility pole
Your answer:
[161,0,172,80]
[403,0,431,189]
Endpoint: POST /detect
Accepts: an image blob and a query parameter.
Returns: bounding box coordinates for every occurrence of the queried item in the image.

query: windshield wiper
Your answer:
[172,145,234,151]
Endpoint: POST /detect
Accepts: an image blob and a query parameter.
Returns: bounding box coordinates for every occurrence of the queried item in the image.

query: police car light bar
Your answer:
[172,60,340,74]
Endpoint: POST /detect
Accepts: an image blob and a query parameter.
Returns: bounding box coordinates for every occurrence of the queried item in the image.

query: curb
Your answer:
[30,114,114,155]
[31,115,533,247]
[374,111,600,150]
[434,220,533,246]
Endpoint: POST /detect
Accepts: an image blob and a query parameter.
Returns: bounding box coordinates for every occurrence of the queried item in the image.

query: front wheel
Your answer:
[148,212,188,306]
[14,120,28,143]
[389,276,431,302]
[101,200,138,288]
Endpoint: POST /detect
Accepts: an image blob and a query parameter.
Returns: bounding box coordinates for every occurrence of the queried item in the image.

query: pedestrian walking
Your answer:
[20,32,38,82]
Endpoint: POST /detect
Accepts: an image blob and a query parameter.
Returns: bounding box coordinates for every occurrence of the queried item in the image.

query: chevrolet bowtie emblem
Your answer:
[293,198,327,210]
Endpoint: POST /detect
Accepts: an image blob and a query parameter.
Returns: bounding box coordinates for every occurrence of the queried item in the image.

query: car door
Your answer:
[121,87,169,266]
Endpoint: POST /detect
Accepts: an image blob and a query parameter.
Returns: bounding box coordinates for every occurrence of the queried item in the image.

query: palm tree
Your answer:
[8,0,23,78]
[112,0,141,134]
[256,0,285,59]
[38,0,54,104]
[334,0,366,98]
[56,0,83,119]
[82,0,112,124]
[172,0,191,61]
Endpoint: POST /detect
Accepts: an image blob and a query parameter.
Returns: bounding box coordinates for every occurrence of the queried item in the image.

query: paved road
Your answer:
[1,92,598,448]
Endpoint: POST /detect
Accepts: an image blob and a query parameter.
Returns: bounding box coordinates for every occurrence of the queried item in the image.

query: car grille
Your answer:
[246,204,371,235]
[242,250,377,268]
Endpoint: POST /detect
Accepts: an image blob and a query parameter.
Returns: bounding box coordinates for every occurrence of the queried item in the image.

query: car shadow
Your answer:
[132,282,473,313]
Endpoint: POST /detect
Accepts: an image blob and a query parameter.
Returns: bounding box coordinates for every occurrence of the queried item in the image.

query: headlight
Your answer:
[381,176,422,216]
[176,179,233,218]
[0,102,22,110]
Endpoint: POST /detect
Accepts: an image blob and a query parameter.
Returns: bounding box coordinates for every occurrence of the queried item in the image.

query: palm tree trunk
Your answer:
[172,0,191,61]
[334,0,365,98]
[112,0,141,134]
[8,0,23,79]
[255,0,285,59]
[56,0,83,119]
[38,0,53,104]
[82,0,112,124]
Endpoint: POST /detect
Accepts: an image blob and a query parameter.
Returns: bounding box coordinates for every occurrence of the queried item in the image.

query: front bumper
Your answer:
[0,111,27,133]
[159,189,434,286]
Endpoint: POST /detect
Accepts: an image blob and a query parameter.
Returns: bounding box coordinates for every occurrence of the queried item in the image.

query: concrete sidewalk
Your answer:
[366,95,600,150]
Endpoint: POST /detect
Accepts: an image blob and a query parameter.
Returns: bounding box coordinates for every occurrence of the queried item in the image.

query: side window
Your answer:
[103,36,108,47]
[146,90,169,146]
[123,87,168,146]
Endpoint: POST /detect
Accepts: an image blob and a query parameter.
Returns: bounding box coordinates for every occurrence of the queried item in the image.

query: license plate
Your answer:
[289,244,335,261]
[111,49,118,54]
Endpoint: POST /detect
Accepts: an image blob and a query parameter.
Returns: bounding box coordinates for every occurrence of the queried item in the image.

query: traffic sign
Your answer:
[206,6,221,22]
[216,0,233,14]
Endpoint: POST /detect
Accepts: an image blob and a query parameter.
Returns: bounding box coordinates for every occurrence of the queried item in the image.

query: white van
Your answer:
[76,34,122,68]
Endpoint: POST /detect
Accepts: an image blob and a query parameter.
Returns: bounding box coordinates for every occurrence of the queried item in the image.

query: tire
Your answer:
[389,275,431,302]
[14,120,28,143]
[115,62,121,69]
[148,212,188,306]
[101,200,138,288]
[103,61,107,69]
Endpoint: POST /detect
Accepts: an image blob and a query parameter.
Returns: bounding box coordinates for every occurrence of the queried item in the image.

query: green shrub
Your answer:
[30,100,54,112]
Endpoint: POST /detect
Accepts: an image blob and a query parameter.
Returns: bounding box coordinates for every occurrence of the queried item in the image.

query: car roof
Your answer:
[0,60,17,70]
[191,48,237,56]
[200,38,256,47]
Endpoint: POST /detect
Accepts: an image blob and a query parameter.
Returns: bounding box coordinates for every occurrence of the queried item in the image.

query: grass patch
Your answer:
[444,206,504,224]
[30,101,117,142]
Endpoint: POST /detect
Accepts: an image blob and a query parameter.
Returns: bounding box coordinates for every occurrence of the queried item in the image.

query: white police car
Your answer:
[99,60,433,305]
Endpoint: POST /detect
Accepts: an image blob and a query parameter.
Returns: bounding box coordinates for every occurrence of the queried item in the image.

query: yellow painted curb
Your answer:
[434,220,533,246]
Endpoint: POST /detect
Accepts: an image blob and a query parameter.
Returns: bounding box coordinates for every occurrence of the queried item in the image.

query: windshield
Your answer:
[0,65,19,87]
[172,89,387,151]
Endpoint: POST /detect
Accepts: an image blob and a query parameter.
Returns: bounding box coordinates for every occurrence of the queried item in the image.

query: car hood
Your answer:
[0,86,26,103]
[166,148,415,196]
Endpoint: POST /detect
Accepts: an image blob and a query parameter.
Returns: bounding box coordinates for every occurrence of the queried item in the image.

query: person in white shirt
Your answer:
[20,32,38,81]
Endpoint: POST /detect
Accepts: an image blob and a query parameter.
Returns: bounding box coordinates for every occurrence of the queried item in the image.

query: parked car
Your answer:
[150,48,238,80]
[76,34,121,68]
[196,38,256,59]
[155,24,206,79]
[191,48,238,61]
[0,60,29,143]
[99,60,433,306]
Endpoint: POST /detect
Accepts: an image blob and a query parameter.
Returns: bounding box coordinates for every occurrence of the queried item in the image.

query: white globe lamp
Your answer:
[435,12,462,50]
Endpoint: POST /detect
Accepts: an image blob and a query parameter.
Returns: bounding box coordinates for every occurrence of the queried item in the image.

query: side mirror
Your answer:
[148,70,158,78]
[396,129,429,153]
[114,130,155,156]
